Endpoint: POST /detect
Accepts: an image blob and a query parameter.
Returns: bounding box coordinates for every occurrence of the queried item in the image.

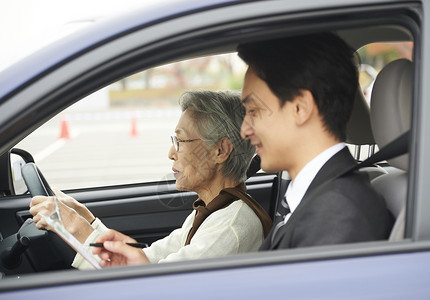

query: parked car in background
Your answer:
[1,0,430,298]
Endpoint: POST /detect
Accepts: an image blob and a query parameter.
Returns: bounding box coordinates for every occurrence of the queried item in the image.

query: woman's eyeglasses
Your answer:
[171,136,200,151]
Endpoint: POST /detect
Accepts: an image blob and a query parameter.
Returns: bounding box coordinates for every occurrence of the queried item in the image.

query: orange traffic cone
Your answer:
[130,113,138,137]
[59,117,70,139]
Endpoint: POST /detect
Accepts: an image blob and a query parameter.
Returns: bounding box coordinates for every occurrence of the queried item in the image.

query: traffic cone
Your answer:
[130,112,138,137]
[59,116,70,139]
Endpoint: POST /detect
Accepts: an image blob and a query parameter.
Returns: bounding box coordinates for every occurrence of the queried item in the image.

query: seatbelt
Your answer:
[341,130,410,177]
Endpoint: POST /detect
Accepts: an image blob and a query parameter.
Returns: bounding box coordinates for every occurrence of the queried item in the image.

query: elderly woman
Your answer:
[30,90,272,269]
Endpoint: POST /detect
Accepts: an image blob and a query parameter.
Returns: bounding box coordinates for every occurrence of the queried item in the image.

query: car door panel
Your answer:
[1,173,276,254]
[68,174,275,244]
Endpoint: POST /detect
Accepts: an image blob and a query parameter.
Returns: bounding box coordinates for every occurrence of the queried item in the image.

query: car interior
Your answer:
[0,10,416,286]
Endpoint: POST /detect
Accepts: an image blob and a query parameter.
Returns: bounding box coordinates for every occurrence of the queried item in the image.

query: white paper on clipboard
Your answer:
[43,209,102,270]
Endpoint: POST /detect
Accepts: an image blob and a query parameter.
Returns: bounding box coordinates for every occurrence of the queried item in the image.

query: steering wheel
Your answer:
[20,163,75,271]
[21,163,55,197]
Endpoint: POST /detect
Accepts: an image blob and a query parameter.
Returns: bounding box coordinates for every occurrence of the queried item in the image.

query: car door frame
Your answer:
[0,0,429,295]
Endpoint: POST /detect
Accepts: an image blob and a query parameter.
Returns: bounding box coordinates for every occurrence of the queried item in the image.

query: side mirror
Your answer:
[10,153,27,195]
[0,148,35,196]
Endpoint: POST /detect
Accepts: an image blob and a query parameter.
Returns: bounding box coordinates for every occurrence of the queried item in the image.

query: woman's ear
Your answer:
[293,90,316,126]
[215,137,234,164]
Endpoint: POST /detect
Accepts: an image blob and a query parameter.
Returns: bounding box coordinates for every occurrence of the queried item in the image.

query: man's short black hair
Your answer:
[237,32,358,141]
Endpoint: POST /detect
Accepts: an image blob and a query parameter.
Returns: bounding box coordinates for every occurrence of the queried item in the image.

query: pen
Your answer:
[87,242,148,248]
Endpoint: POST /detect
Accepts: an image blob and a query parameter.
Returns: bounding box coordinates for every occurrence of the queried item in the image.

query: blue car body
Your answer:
[1,0,430,298]
[1,251,430,299]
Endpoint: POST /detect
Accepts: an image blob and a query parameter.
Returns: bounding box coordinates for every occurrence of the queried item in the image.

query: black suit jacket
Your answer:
[260,148,394,250]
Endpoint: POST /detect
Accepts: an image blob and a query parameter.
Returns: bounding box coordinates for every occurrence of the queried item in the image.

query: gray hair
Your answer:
[179,90,255,182]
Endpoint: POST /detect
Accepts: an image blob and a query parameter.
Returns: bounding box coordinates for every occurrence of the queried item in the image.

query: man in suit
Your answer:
[238,32,393,250]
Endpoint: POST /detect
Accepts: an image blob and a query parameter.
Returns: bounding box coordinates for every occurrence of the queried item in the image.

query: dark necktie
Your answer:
[271,195,290,244]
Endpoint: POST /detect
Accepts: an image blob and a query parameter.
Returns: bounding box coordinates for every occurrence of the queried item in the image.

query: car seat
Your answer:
[369,58,413,241]
[346,89,388,180]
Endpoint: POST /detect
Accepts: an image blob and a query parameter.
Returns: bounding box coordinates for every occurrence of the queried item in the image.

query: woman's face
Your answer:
[168,109,218,193]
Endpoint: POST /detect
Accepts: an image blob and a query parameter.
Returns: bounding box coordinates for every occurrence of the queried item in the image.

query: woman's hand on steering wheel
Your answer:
[52,189,96,224]
[29,195,94,244]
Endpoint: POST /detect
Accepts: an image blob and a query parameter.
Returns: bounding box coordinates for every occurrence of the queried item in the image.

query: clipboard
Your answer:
[42,197,102,270]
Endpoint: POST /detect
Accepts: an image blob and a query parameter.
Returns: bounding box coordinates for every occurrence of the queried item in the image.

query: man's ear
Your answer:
[293,90,316,126]
[215,137,234,164]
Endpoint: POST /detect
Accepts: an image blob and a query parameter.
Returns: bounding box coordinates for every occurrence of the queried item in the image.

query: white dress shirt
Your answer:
[283,143,346,224]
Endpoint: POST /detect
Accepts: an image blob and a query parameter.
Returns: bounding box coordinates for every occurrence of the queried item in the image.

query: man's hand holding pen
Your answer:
[92,229,150,267]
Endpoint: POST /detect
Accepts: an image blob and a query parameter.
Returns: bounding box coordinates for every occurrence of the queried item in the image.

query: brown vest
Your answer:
[185,182,272,245]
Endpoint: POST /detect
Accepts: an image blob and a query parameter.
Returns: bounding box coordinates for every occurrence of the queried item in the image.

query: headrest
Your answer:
[346,89,375,145]
[370,59,413,171]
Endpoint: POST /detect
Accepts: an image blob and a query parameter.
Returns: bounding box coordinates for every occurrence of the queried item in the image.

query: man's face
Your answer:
[240,67,295,173]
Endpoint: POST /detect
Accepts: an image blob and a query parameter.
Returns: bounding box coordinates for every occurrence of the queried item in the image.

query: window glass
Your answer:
[16,53,247,190]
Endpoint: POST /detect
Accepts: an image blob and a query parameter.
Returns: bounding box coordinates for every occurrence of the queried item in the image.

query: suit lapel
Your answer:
[305,147,356,193]
[270,147,357,249]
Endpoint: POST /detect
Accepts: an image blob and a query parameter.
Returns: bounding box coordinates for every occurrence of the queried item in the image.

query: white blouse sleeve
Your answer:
[71,218,110,270]
[143,212,195,263]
